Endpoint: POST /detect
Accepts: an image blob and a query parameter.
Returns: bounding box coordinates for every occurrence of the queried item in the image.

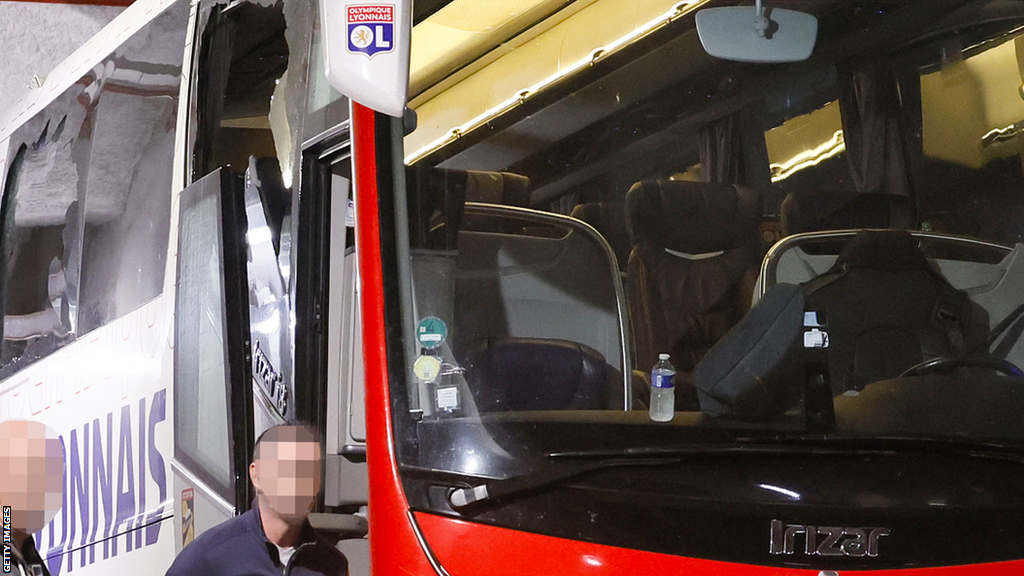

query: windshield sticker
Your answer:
[804,328,829,348]
[413,355,442,382]
[436,386,460,411]
[416,317,448,349]
[346,198,356,228]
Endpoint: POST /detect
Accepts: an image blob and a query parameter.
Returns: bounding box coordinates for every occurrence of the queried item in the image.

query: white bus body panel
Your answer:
[0,0,183,143]
[0,0,193,573]
[0,297,176,576]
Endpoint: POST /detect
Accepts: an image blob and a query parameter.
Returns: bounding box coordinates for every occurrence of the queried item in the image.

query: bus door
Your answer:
[301,125,372,575]
[170,168,254,551]
[175,0,370,565]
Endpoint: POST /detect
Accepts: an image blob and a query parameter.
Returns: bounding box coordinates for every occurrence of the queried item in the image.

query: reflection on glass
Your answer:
[175,180,232,490]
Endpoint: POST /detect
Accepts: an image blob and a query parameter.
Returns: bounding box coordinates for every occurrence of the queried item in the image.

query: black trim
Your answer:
[295,145,332,431]
[192,5,232,180]
[375,113,417,463]
[220,169,256,513]
[412,0,456,25]
[404,446,1024,569]
[341,445,367,463]
[296,128,351,509]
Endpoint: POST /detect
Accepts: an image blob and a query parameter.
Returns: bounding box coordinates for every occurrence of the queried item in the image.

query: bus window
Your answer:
[173,169,251,507]
[918,32,1024,245]
[0,85,92,377]
[766,100,853,202]
[194,2,292,185]
[77,6,185,334]
[0,1,188,379]
[304,15,348,143]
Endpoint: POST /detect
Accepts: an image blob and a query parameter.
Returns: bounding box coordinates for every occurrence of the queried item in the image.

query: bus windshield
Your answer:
[393,0,1024,483]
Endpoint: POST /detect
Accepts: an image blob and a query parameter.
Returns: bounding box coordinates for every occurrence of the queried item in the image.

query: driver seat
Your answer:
[693,231,991,420]
[803,230,989,394]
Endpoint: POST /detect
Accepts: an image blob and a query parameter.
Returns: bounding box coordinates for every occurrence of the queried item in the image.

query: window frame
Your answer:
[172,167,254,511]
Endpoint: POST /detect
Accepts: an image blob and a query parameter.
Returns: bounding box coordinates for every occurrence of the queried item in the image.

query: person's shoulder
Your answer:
[165,513,256,575]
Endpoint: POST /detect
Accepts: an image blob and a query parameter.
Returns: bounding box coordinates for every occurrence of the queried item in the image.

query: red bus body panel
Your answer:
[354,102,1024,575]
[353,103,436,576]
[415,512,1024,576]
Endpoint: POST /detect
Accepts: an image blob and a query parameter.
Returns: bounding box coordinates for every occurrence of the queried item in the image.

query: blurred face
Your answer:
[251,431,321,523]
[0,420,64,533]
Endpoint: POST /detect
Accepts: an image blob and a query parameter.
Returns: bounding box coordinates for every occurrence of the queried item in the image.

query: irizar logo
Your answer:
[770,520,889,557]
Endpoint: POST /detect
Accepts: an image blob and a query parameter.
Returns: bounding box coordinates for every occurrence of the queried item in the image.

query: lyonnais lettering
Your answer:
[33,389,169,576]
[770,519,890,558]
[347,5,393,20]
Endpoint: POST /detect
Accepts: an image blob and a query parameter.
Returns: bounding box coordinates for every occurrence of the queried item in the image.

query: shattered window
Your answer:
[78,1,187,333]
[0,0,188,376]
[0,86,91,376]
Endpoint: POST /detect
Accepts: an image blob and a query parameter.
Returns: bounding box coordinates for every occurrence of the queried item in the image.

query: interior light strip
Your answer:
[982,123,1021,145]
[770,130,846,183]
[404,0,712,164]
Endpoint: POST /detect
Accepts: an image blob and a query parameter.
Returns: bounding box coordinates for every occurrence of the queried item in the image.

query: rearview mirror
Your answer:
[695,2,818,63]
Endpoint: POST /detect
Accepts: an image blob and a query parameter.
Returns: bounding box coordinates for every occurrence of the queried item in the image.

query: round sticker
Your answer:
[413,355,442,382]
[416,317,448,350]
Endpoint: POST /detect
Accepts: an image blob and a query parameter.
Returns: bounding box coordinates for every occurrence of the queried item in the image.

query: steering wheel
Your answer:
[900,355,1024,378]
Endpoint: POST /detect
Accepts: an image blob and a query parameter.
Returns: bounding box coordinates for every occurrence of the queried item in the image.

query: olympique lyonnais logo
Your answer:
[347,5,395,58]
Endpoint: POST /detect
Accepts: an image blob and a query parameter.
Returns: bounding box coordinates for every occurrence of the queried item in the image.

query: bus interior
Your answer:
[395,0,1024,482]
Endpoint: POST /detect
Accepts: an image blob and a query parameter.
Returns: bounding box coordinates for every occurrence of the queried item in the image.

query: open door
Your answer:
[170,168,254,552]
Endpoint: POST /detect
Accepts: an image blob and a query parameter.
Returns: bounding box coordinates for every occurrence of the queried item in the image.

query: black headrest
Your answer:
[464,170,531,207]
[625,180,760,254]
[834,229,932,273]
[571,202,625,228]
[463,337,607,411]
[781,190,917,237]
[571,202,629,268]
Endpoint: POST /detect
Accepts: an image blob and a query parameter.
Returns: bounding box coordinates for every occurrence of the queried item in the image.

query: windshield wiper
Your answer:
[449,441,893,510]
[449,436,1024,510]
[449,456,680,509]
[547,441,896,460]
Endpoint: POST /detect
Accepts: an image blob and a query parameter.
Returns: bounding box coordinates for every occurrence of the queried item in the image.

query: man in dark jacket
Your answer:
[165,425,348,576]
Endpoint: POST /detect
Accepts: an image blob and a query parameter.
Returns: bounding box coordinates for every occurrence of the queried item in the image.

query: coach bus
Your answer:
[4,0,1024,574]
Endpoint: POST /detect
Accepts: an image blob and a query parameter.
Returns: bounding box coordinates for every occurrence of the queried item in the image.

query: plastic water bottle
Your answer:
[649,353,675,422]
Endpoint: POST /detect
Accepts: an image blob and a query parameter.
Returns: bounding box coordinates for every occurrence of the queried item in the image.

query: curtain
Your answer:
[837,59,911,197]
[699,116,743,184]
[699,111,772,190]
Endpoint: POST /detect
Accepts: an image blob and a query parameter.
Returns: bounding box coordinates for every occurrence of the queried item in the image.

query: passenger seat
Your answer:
[462,337,609,411]
[625,180,762,408]
[571,202,630,271]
